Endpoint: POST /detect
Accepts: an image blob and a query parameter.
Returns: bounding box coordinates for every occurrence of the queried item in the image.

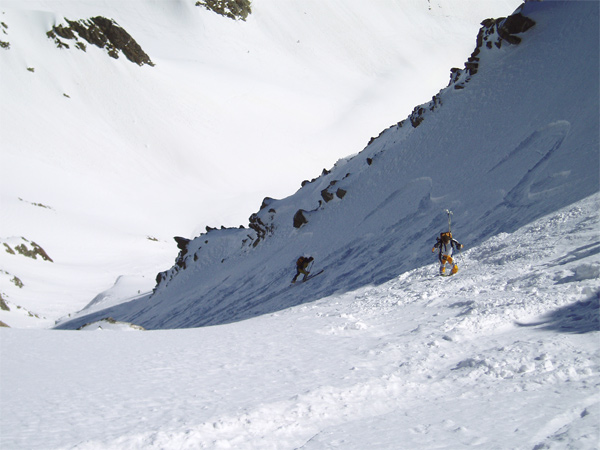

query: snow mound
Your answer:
[77,317,145,331]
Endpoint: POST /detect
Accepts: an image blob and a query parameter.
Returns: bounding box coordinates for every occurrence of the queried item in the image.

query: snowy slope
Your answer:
[0,0,522,327]
[1,194,598,449]
[57,0,599,330]
[1,4,598,447]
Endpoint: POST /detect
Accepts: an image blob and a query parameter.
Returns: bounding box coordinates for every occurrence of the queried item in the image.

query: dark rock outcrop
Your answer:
[248,198,276,246]
[0,293,9,311]
[3,238,53,262]
[173,236,191,270]
[336,188,347,199]
[1,20,9,49]
[195,0,252,21]
[450,10,535,88]
[293,210,309,229]
[48,17,154,66]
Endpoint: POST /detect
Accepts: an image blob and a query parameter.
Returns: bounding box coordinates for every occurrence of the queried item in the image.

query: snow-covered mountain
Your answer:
[57,0,599,331]
[1,2,598,448]
[0,0,523,327]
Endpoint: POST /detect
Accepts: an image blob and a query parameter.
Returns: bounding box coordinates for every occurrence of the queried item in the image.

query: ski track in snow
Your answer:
[1,195,598,449]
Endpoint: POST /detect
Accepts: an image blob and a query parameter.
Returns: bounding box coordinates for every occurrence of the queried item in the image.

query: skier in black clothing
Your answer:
[432,232,464,275]
[292,256,314,283]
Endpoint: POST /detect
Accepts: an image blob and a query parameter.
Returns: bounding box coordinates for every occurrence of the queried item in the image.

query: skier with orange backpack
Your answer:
[432,210,464,276]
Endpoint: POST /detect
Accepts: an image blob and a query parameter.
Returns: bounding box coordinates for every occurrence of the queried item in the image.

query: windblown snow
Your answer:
[1,1,599,449]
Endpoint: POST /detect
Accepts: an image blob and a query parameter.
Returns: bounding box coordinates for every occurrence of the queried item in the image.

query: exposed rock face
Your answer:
[450,11,535,89]
[2,237,53,262]
[409,94,442,128]
[408,8,535,129]
[47,17,154,66]
[195,0,252,21]
[173,236,191,269]
[320,179,349,203]
[248,197,276,246]
[1,270,23,289]
[0,293,9,311]
[1,20,9,49]
[497,13,537,44]
[321,188,334,203]
[293,210,309,229]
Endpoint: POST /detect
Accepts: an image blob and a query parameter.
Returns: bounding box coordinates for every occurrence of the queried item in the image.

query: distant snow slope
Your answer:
[2,193,598,449]
[0,0,522,327]
[57,0,599,330]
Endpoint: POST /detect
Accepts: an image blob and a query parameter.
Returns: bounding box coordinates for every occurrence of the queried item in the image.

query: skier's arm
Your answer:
[452,239,464,249]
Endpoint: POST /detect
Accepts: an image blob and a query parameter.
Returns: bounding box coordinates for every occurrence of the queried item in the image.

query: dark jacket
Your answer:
[432,235,463,261]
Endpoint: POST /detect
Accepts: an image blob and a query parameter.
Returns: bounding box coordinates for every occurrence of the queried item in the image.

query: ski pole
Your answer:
[445,209,453,233]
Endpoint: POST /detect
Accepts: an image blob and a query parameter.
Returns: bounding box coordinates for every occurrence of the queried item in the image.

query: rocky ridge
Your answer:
[151,5,537,296]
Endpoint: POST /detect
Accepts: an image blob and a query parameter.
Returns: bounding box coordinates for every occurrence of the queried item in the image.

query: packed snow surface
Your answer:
[1,195,599,449]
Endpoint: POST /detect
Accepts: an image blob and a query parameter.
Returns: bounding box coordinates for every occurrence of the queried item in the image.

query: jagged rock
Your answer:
[48,16,154,66]
[336,188,347,199]
[259,197,276,211]
[301,167,335,187]
[1,20,9,49]
[498,13,536,44]
[195,0,252,21]
[155,271,167,287]
[172,236,191,270]
[248,209,275,247]
[174,236,190,251]
[448,10,535,90]
[3,238,53,262]
[409,106,426,128]
[1,270,24,289]
[321,188,334,203]
[321,179,348,203]
[248,213,266,242]
[293,210,308,228]
[409,94,443,128]
[0,293,9,311]
[0,321,9,328]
